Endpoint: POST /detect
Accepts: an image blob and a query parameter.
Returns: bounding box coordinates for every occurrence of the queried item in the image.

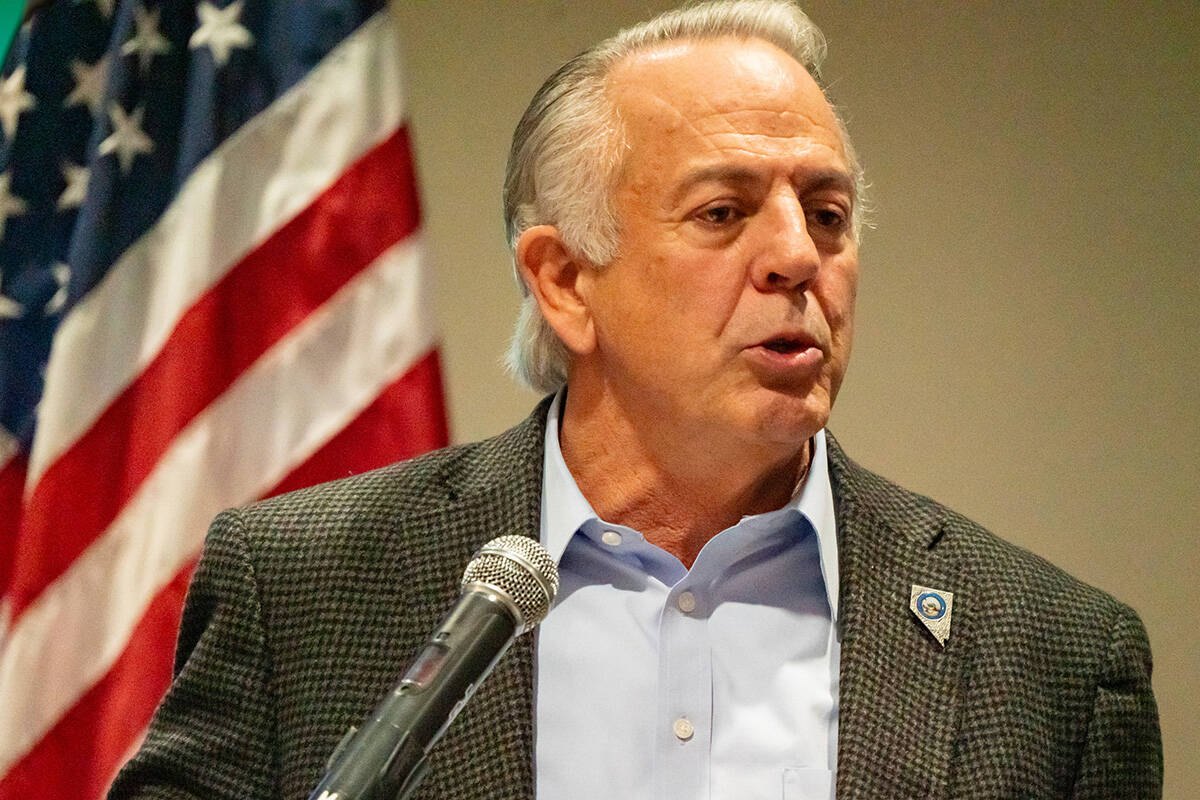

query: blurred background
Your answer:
[392,1,1198,796]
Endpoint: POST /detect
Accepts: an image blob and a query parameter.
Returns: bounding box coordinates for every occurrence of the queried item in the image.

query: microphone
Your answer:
[307,535,559,800]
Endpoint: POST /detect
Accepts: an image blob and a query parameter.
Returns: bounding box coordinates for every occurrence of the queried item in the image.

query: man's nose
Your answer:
[749,194,820,293]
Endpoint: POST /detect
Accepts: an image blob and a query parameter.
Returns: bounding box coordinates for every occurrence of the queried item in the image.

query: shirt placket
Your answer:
[655,577,712,800]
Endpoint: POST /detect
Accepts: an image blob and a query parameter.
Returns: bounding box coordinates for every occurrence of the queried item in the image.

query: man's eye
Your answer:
[808,207,847,232]
[697,205,741,225]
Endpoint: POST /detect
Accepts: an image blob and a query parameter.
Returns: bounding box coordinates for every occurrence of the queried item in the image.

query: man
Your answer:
[109,2,1162,799]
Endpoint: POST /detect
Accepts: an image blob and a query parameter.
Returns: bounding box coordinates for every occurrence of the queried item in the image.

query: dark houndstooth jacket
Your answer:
[108,399,1162,799]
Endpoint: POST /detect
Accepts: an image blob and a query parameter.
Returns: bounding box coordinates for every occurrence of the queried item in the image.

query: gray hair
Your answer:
[502,0,865,394]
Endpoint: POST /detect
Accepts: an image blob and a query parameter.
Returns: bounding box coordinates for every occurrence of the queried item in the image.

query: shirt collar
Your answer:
[540,391,602,564]
[792,422,839,621]
[539,390,840,622]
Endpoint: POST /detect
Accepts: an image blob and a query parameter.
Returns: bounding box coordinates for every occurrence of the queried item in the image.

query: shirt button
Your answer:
[672,717,694,741]
[676,590,696,613]
[601,530,622,546]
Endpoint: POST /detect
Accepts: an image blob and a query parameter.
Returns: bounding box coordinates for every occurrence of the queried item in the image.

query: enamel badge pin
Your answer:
[910,585,953,647]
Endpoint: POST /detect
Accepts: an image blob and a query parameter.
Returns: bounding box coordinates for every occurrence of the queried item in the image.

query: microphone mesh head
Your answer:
[460,535,559,629]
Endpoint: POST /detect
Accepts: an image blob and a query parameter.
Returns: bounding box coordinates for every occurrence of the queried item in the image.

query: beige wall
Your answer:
[390,2,1198,795]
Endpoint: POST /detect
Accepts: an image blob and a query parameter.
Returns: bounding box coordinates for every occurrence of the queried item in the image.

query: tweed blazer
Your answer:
[108,400,1162,800]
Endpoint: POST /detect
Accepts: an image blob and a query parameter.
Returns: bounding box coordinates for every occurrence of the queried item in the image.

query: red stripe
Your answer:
[7,126,421,622]
[0,357,446,798]
[265,348,448,498]
[0,563,191,800]
[0,454,26,599]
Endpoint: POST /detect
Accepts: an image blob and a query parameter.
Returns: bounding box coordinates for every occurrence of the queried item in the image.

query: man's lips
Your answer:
[751,329,825,354]
[744,332,826,372]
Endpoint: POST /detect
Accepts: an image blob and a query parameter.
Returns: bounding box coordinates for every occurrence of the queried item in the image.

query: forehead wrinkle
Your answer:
[690,106,842,153]
[620,78,844,159]
[625,84,832,134]
[625,105,842,169]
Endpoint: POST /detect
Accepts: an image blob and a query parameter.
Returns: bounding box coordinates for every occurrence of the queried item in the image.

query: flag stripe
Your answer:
[0,453,25,600]
[265,348,448,498]
[27,11,409,489]
[0,356,447,796]
[0,236,438,772]
[0,564,192,800]
[6,125,420,623]
[0,433,16,467]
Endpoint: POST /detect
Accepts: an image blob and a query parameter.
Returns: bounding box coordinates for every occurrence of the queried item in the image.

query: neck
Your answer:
[558,390,812,569]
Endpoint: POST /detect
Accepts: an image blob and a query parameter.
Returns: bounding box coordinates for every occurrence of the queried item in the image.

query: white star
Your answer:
[64,55,109,115]
[0,292,22,319]
[0,65,36,141]
[0,172,28,239]
[44,263,70,314]
[98,103,154,175]
[121,5,171,73]
[58,161,90,210]
[189,2,254,68]
[74,0,116,19]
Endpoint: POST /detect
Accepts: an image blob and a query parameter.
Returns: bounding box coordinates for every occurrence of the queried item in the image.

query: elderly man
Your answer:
[109,1,1161,799]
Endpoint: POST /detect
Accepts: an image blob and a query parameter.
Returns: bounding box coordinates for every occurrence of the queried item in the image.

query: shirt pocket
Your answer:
[783,766,835,800]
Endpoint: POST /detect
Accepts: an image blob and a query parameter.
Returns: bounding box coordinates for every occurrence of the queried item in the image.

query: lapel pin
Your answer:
[910,585,953,647]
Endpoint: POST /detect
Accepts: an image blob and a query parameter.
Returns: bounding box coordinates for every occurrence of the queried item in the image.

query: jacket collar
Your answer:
[827,433,967,798]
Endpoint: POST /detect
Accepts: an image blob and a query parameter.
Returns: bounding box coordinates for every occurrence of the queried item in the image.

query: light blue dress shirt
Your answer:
[535,393,840,800]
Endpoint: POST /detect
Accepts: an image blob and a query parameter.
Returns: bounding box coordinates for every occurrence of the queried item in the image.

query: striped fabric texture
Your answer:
[0,4,448,798]
[109,400,1162,799]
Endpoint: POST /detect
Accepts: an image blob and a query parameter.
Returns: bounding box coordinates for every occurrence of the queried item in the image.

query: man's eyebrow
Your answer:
[668,165,855,206]
[796,169,855,197]
[668,165,761,205]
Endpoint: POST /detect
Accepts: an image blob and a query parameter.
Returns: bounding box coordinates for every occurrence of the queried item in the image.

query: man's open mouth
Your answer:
[760,337,809,354]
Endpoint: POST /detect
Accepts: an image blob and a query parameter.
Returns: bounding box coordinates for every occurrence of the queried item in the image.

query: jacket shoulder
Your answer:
[223,399,549,541]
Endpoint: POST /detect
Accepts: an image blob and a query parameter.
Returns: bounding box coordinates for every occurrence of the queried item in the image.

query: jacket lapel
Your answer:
[397,400,549,800]
[828,434,968,799]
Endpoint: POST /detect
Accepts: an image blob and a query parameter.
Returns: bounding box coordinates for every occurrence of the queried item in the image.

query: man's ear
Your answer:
[515,225,597,356]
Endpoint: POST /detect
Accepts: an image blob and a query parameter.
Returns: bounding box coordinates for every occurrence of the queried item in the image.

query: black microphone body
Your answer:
[307,587,520,800]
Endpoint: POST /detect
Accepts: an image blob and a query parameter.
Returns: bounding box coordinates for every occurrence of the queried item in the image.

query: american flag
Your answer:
[0,2,448,797]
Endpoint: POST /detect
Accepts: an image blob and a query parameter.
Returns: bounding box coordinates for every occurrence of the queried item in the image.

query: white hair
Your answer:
[502,0,866,394]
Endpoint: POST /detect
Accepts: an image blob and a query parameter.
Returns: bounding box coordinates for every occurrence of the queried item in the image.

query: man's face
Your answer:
[577,37,859,455]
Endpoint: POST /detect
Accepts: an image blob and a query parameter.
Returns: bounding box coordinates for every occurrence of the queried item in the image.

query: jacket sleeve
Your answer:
[107,508,277,800]
[1070,602,1162,799]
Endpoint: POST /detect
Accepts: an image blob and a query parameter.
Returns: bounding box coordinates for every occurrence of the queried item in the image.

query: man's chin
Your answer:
[741,391,830,449]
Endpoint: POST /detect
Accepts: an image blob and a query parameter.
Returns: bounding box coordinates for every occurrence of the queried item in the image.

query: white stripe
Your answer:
[0,431,16,467]
[0,434,19,644]
[0,236,437,772]
[28,10,408,488]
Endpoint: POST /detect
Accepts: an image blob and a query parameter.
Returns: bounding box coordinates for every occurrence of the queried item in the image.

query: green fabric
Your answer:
[0,1,22,66]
